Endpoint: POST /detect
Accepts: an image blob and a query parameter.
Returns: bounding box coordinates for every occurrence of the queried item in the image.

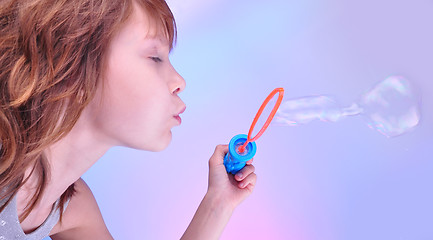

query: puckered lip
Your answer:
[174,106,186,116]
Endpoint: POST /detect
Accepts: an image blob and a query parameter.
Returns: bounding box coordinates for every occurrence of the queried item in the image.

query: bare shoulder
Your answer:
[50,178,113,239]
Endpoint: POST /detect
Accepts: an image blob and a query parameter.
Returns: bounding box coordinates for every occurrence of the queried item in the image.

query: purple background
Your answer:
[54,0,433,239]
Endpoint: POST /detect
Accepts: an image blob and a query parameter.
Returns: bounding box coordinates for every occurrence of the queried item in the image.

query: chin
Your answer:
[148,143,169,152]
[140,131,172,152]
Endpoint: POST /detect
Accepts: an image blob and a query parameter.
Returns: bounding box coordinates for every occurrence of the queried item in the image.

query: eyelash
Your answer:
[150,56,162,63]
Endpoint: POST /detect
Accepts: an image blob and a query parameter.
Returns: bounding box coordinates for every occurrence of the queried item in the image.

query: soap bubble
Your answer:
[274,76,421,137]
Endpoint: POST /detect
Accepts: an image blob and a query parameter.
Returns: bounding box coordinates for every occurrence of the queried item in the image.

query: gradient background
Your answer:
[48,0,433,239]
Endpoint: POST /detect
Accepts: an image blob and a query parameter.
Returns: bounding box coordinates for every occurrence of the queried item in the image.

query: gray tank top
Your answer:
[0,194,69,240]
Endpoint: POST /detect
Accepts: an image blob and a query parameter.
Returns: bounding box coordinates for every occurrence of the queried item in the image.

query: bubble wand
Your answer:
[224,88,285,174]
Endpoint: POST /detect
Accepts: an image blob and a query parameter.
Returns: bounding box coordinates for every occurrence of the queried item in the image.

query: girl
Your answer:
[0,0,257,239]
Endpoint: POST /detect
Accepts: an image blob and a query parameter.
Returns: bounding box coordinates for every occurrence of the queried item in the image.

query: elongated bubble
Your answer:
[274,95,343,126]
[273,76,421,138]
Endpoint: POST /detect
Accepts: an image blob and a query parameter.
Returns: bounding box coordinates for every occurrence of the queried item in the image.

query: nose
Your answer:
[171,68,186,95]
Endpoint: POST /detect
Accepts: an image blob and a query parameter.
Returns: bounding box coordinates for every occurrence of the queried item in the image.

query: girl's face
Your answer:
[85,4,186,151]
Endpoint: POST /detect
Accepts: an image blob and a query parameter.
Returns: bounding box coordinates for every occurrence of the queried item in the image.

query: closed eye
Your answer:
[150,56,162,63]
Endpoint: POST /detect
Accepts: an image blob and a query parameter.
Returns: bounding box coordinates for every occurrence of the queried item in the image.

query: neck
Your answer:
[17,109,113,211]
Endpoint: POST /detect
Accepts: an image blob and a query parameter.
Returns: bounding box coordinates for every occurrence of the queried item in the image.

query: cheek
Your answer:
[97,72,172,148]
[105,57,154,116]
[118,100,172,151]
[106,84,165,129]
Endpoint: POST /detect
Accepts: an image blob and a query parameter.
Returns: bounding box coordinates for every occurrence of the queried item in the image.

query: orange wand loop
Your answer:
[223,88,284,174]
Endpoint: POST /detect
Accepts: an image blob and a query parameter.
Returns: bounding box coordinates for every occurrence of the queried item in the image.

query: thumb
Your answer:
[209,144,229,167]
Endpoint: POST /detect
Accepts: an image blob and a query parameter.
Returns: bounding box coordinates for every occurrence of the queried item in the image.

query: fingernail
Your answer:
[236,172,243,179]
[239,182,245,188]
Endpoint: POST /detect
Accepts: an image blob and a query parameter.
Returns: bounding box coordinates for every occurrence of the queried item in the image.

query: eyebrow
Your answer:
[142,37,170,51]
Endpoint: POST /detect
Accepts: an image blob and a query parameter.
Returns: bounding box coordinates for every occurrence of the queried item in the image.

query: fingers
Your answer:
[234,164,257,189]
[246,158,254,165]
[234,164,255,181]
[209,144,229,167]
[237,172,257,190]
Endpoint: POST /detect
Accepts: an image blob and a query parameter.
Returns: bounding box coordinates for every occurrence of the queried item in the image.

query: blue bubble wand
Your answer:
[224,88,285,174]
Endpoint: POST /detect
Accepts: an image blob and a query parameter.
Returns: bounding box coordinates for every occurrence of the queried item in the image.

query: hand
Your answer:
[181,145,256,240]
[206,144,257,211]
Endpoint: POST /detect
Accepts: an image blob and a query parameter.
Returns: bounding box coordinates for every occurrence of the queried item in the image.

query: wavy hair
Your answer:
[0,0,176,223]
